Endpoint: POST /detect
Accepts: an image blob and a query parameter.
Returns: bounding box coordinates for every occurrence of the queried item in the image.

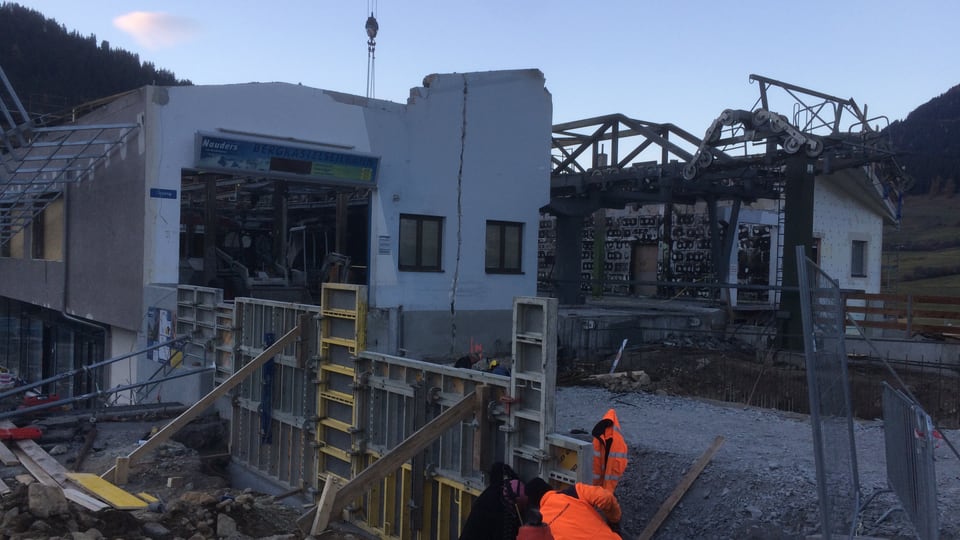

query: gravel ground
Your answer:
[555,386,960,540]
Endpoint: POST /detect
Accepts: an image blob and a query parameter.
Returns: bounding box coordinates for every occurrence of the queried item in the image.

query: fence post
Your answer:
[906,294,913,337]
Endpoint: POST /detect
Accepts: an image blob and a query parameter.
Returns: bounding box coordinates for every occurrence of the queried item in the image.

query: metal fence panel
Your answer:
[796,246,861,539]
[882,382,939,540]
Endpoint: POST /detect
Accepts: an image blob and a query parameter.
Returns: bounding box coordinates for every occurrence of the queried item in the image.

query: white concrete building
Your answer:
[0,69,552,402]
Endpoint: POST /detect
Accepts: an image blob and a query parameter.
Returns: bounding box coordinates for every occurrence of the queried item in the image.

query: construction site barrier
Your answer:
[796,247,861,539]
[882,382,939,540]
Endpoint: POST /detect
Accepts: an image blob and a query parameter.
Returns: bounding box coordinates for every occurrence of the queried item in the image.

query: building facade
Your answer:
[0,69,552,403]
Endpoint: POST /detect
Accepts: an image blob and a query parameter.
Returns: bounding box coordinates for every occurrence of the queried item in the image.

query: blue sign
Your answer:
[195,132,379,186]
[150,188,178,199]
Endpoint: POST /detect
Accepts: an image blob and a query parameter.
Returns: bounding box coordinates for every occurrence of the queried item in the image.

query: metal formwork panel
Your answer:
[508,296,558,481]
[175,286,226,372]
[230,298,320,490]
[317,284,367,487]
[351,351,510,540]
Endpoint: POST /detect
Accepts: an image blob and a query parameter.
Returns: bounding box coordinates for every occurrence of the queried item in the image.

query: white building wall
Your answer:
[813,177,884,293]
[143,83,374,286]
[369,70,552,311]
[106,327,138,404]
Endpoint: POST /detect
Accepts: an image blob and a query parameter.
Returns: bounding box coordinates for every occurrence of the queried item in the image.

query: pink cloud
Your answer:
[113,12,199,49]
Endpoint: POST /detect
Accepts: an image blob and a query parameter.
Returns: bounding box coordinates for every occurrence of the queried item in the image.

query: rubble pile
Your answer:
[0,479,305,540]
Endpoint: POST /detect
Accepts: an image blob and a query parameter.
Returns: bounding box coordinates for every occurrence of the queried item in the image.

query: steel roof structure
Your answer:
[548,74,906,219]
[0,65,139,247]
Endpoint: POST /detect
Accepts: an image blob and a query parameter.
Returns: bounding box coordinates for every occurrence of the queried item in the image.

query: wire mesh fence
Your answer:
[796,247,861,540]
[882,381,939,540]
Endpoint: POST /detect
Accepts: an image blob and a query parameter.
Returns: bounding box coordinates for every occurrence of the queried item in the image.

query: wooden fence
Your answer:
[844,292,960,339]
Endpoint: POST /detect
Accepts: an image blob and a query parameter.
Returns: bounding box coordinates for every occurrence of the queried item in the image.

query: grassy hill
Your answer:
[883,195,960,296]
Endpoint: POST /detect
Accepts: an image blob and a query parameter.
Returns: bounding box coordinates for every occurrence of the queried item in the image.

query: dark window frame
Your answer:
[851,239,867,278]
[398,213,443,272]
[485,220,523,274]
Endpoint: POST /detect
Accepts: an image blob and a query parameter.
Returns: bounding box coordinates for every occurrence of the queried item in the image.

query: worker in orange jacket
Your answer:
[524,477,622,540]
[592,408,628,492]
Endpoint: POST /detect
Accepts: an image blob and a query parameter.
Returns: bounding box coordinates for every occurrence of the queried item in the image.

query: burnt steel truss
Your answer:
[547,73,906,217]
[0,65,139,247]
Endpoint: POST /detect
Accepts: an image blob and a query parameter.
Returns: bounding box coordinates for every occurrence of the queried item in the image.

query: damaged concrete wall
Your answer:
[366,69,552,358]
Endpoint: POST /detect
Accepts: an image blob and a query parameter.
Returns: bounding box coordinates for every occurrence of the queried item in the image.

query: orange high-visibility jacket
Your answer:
[592,408,628,492]
[539,483,621,540]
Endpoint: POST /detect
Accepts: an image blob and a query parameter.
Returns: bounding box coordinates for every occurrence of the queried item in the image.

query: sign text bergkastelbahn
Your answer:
[195,133,379,186]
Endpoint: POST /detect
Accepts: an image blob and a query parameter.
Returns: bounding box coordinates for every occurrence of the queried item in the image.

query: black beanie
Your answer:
[525,477,551,506]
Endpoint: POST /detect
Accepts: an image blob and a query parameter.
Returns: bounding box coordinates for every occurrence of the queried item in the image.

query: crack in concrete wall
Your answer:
[449,75,468,355]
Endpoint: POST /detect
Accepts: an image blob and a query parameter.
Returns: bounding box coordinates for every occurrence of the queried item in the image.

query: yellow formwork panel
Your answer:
[315,282,366,498]
[400,467,413,540]
[319,445,353,464]
[66,473,148,510]
[383,469,398,538]
[318,417,352,433]
[320,363,355,377]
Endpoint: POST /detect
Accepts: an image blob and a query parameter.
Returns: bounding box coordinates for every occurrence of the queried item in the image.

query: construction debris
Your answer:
[588,370,652,392]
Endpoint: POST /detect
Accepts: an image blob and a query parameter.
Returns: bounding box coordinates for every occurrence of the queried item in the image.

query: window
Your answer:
[485,220,523,273]
[399,214,442,271]
[851,240,867,277]
[811,237,821,265]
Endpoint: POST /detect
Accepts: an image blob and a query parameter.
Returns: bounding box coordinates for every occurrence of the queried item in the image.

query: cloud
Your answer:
[113,12,199,49]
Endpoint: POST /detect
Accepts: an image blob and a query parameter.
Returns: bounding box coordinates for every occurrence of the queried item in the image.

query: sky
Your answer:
[8,1,960,135]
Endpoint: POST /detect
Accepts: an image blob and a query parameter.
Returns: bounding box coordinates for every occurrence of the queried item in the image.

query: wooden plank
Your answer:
[0,440,18,466]
[67,473,148,509]
[310,477,342,535]
[0,476,9,495]
[13,440,70,485]
[298,388,482,533]
[63,487,110,512]
[638,435,725,540]
[0,421,71,485]
[12,449,58,487]
[101,324,301,483]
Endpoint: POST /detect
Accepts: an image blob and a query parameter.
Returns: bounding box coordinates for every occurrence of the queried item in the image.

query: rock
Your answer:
[217,513,238,537]
[187,534,205,540]
[745,505,762,519]
[177,491,217,506]
[1,506,19,529]
[49,444,69,455]
[142,521,171,539]
[28,483,69,518]
[29,518,53,533]
[71,528,105,540]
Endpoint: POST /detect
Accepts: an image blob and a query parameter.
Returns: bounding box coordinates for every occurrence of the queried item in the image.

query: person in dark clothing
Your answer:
[459,462,528,540]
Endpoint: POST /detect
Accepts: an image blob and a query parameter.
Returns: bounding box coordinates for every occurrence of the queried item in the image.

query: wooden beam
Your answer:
[0,422,71,485]
[310,476,342,535]
[101,324,301,483]
[637,435,725,540]
[0,440,17,466]
[298,388,483,534]
[12,449,58,487]
[63,487,110,512]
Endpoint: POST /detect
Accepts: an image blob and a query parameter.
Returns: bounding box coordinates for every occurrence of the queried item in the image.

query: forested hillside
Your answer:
[887,84,960,196]
[0,2,191,119]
